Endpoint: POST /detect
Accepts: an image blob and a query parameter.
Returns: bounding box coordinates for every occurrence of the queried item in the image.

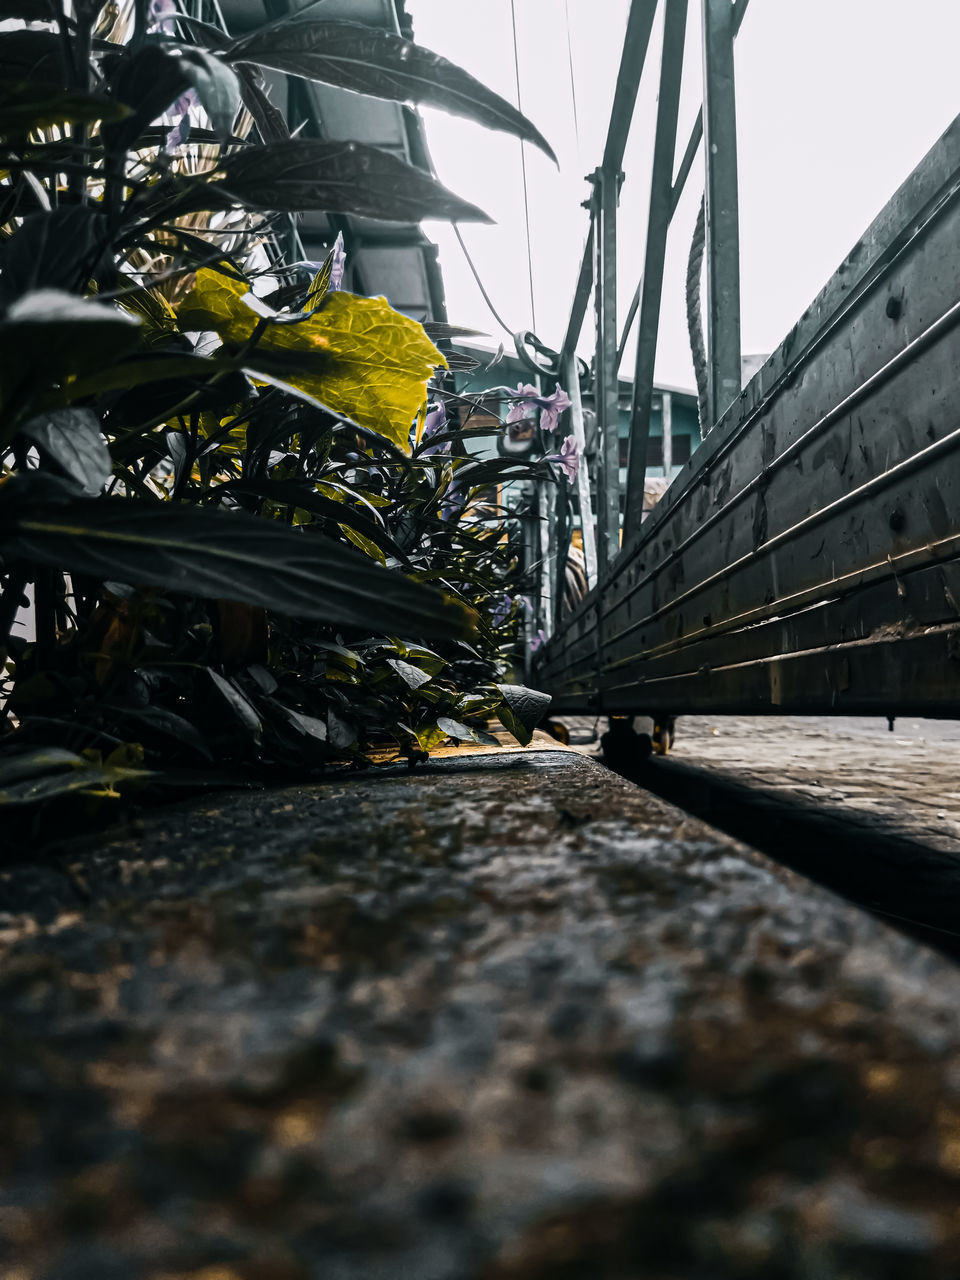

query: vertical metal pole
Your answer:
[622,0,687,541]
[539,481,556,640]
[701,0,741,426]
[594,169,621,575]
[565,352,598,591]
[661,390,673,475]
[521,481,537,678]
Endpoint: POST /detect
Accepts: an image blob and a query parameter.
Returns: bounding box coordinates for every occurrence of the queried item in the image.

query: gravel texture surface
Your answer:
[3,747,960,1279]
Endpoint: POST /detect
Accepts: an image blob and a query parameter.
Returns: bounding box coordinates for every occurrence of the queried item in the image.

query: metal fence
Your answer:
[534,0,960,720]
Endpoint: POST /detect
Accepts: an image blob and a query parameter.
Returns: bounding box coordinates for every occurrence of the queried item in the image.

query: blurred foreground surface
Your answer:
[3,740,960,1278]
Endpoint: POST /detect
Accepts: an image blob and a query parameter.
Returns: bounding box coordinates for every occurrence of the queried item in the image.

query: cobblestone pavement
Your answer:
[5,749,960,1278]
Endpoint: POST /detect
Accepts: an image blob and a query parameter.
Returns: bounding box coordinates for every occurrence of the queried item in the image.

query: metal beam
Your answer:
[623,0,688,542]
[701,0,742,426]
[594,170,622,576]
[616,0,751,371]
[561,220,595,360]
[565,352,598,591]
[539,481,556,639]
[602,0,661,174]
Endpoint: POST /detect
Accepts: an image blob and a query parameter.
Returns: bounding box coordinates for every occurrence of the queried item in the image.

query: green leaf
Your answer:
[0,208,108,307]
[179,269,445,451]
[217,140,492,223]
[274,703,328,742]
[104,703,214,761]
[0,88,131,135]
[0,747,85,787]
[100,42,191,153]
[20,408,111,494]
[175,46,241,142]
[226,20,556,163]
[339,522,386,566]
[207,669,262,747]
[495,682,551,747]
[437,714,480,743]
[223,480,411,567]
[386,657,432,690]
[0,30,65,86]
[0,758,153,807]
[63,352,243,408]
[0,291,142,432]
[1,494,475,638]
[0,0,56,20]
[327,707,356,749]
[235,62,289,143]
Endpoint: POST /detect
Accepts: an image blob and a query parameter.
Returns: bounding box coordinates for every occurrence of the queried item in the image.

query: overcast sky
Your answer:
[407,0,960,390]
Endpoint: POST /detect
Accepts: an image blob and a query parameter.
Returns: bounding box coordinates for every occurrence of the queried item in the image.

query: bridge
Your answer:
[525,0,960,727]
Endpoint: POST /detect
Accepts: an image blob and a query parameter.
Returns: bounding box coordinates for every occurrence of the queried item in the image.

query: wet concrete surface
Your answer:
[4,747,960,1277]
[666,715,960,856]
[567,714,960,959]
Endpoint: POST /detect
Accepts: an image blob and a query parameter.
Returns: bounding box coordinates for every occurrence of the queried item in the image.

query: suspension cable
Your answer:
[686,194,710,437]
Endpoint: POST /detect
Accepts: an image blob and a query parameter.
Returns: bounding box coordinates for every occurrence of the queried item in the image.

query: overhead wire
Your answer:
[564,0,581,161]
[509,0,537,332]
[452,225,517,340]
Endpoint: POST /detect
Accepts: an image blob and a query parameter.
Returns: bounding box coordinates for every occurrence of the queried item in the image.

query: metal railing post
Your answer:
[565,352,598,591]
[701,0,742,426]
[623,0,688,541]
[594,169,621,575]
[539,480,556,639]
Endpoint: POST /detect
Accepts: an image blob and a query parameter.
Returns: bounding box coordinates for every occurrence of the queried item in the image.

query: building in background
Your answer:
[451,343,701,517]
[216,0,447,324]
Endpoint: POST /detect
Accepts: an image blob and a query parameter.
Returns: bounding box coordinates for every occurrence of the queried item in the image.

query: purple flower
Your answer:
[529,628,547,653]
[330,231,346,291]
[543,434,580,485]
[504,383,540,426]
[163,90,195,154]
[537,387,572,433]
[491,593,513,627]
[420,401,448,457]
[149,0,178,30]
[502,383,572,433]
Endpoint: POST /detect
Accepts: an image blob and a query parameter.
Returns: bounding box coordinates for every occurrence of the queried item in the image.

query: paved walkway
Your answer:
[4,743,960,1277]
[667,715,960,855]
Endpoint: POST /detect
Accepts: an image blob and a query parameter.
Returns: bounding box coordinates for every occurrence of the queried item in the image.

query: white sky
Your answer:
[408,0,960,390]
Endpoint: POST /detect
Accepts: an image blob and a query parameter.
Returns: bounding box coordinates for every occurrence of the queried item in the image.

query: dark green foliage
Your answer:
[0,0,557,826]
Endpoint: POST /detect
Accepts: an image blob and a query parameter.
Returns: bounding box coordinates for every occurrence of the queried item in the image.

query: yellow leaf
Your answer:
[338,523,386,566]
[178,269,446,453]
[117,287,178,345]
[413,724,447,752]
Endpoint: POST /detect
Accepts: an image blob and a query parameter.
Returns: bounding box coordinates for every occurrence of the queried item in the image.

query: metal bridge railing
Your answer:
[531,1,960,722]
[533,0,749,642]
